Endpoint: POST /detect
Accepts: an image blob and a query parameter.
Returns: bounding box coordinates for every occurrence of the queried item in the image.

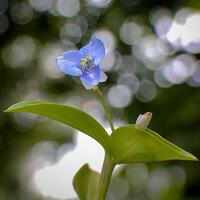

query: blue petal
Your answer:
[80,78,95,90]
[63,50,82,66]
[80,36,105,65]
[81,65,100,85]
[56,56,82,76]
[99,70,107,82]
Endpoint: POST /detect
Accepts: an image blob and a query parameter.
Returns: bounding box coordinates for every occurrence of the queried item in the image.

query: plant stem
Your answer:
[92,86,115,200]
[92,86,115,132]
[96,153,114,200]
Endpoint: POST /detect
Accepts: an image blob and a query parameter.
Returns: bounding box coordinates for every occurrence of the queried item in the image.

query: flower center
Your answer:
[80,55,94,73]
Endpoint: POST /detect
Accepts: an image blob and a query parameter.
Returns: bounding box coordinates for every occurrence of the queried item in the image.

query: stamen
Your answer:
[80,55,94,72]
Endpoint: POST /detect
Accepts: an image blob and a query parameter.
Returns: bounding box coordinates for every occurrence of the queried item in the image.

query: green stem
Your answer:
[96,153,115,200]
[92,86,115,132]
[92,86,115,200]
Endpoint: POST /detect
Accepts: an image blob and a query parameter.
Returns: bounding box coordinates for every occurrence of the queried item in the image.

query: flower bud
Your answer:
[135,112,152,129]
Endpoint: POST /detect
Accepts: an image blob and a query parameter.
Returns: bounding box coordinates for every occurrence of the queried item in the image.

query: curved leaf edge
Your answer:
[4,101,110,151]
[5,103,198,163]
[110,125,198,163]
[146,127,198,161]
[73,163,100,200]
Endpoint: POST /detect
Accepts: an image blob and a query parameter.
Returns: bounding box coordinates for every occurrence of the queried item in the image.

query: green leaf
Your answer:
[73,164,100,200]
[110,125,198,164]
[5,101,109,150]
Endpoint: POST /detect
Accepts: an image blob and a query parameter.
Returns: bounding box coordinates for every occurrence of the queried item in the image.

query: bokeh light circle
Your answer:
[29,0,53,12]
[86,0,112,8]
[107,85,132,108]
[57,0,80,17]
[136,80,157,102]
[117,73,140,94]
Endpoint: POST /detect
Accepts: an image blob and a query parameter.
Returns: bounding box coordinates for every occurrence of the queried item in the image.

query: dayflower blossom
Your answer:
[56,36,107,89]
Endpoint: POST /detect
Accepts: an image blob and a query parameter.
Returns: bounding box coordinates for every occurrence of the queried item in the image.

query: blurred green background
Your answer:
[0,0,200,199]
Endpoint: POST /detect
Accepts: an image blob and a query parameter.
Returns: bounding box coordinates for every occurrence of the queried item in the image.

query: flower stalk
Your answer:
[92,86,115,200]
[92,86,115,132]
[96,154,114,200]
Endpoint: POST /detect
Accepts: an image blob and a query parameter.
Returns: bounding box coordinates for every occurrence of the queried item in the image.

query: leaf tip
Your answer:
[182,152,199,161]
[189,154,199,161]
[4,104,19,113]
[4,106,14,112]
[3,101,44,113]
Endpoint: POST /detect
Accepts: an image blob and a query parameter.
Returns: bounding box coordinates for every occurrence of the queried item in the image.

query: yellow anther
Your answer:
[80,55,94,71]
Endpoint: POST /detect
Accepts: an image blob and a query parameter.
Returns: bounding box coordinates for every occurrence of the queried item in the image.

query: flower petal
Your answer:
[80,36,105,65]
[99,70,107,82]
[81,65,100,86]
[63,50,82,66]
[80,78,95,90]
[56,56,82,76]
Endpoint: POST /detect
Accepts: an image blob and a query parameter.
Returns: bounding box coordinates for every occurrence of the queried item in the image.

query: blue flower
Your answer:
[56,36,107,89]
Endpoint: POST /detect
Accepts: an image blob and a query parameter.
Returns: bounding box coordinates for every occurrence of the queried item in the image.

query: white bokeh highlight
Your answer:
[33,132,104,199]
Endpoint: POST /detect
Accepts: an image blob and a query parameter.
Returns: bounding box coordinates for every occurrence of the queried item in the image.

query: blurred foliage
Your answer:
[0,0,200,199]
